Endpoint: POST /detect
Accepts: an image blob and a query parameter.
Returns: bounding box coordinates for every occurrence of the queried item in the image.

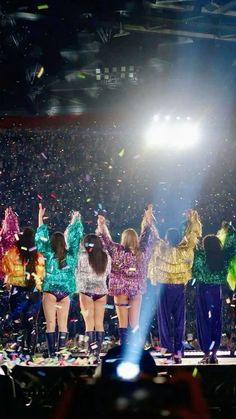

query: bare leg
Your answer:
[56,296,70,332]
[114,294,129,328]
[129,294,142,329]
[42,292,57,332]
[79,293,95,331]
[94,295,107,331]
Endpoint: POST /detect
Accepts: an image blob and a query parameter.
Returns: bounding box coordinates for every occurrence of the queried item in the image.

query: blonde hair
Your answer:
[121,228,141,259]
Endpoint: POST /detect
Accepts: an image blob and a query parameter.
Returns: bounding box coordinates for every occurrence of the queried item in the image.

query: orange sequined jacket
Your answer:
[2,246,45,290]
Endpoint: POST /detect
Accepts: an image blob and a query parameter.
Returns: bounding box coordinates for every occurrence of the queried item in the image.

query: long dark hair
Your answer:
[165,228,180,247]
[83,234,108,275]
[16,227,37,284]
[51,232,67,269]
[203,234,224,272]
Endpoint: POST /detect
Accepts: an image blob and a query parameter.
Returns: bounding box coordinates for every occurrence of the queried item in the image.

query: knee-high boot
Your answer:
[95,331,105,360]
[85,331,95,356]
[58,332,68,351]
[26,327,37,356]
[118,328,128,346]
[46,332,56,357]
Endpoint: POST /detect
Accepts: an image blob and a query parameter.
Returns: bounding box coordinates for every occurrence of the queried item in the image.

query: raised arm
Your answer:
[0,207,20,254]
[38,202,46,227]
[140,204,159,239]
[97,215,119,256]
[35,204,51,257]
[182,209,202,249]
[64,210,84,258]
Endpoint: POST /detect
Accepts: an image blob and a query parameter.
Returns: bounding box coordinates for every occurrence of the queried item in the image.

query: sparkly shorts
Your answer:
[81,292,106,301]
[45,290,69,302]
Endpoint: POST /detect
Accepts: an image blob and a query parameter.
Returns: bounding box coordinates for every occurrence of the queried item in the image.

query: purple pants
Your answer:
[196,283,222,354]
[156,283,185,355]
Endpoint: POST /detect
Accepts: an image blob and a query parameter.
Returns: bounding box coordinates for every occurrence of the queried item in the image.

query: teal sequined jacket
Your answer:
[35,218,84,296]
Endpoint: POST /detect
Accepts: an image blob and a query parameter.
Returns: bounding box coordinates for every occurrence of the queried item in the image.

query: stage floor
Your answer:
[150,350,236,366]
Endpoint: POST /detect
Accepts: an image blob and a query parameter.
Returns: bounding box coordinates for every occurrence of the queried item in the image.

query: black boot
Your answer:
[85,331,95,356]
[118,328,128,346]
[58,332,68,351]
[26,327,37,357]
[95,331,105,361]
[46,332,56,357]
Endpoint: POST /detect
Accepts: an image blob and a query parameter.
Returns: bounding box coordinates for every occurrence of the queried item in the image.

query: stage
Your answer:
[0,349,236,419]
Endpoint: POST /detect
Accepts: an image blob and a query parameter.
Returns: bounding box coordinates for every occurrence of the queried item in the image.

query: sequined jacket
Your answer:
[147,215,202,285]
[193,225,236,286]
[75,250,111,294]
[2,246,45,290]
[101,225,154,298]
[0,209,20,279]
[192,248,227,285]
[35,218,83,296]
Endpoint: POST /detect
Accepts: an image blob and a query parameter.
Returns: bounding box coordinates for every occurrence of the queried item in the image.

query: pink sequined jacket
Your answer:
[0,208,20,279]
[101,226,154,298]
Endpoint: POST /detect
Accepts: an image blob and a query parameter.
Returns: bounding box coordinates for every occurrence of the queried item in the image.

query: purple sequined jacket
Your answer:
[0,208,20,279]
[101,226,153,298]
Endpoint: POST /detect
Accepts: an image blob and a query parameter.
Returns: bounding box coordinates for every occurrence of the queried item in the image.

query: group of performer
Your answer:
[0,202,235,365]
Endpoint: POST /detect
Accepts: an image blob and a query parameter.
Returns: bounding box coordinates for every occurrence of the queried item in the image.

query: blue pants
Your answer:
[156,283,185,355]
[196,283,222,354]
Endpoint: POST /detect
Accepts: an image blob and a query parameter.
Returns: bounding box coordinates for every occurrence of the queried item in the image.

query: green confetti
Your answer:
[37,4,49,10]
[118,148,125,157]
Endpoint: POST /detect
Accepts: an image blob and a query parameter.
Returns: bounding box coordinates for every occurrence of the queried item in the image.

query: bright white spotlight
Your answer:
[117,361,140,380]
[174,122,199,148]
[145,116,200,149]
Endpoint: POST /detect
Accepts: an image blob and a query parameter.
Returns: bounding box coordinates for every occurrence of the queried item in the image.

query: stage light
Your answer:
[146,115,200,149]
[100,345,157,380]
[117,361,140,380]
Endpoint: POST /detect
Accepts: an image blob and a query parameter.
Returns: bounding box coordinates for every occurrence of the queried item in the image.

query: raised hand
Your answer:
[38,203,46,226]
[71,210,81,223]
[144,204,155,225]
[97,214,106,226]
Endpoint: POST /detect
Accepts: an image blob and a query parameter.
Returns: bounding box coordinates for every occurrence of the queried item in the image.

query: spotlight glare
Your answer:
[145,116,200,149]
[153,114,160,121]
[117,361,140,380]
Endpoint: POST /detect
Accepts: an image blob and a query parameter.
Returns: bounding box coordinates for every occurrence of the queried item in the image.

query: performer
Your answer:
[217,221,236,292]
[0,207,20,281]
[75,233,111,361]
[96,205,154,346]
[145,209,202,364]
[2,226,44,358]
[193,223,236,364]
[35,203,83,357]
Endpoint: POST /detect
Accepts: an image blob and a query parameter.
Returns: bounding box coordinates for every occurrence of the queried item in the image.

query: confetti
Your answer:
[37,4,49,10]
[118,148,125,157]
[29,246,37,252]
